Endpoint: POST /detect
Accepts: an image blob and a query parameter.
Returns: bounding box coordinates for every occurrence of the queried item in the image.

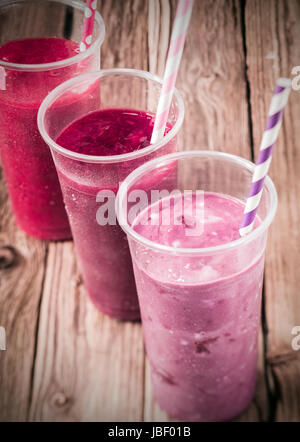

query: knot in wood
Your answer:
[0,246,18,270]
[52,392,69,408]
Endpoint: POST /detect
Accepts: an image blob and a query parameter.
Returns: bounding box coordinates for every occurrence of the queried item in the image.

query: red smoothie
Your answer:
[0,38,98,239]
[56,108,173,320]
[131,192,263,421]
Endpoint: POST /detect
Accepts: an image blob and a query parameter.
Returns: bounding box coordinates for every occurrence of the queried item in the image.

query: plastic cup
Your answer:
[38,69,184,320]
[0,0,105,239]
[116,150,277,421]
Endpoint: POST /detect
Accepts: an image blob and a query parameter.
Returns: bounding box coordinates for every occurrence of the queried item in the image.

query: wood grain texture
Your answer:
[245,0,300,422]
[0,0,299,422]
[174,0,251,157]
[0,162,47,422]
[28,243,144,421]
[0,2,70,44]
[98,0,149,70]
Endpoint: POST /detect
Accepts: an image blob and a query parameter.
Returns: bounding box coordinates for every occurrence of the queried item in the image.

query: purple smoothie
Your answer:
[56,108,173,320]
[131,192,263,421]
[0,38,98,239]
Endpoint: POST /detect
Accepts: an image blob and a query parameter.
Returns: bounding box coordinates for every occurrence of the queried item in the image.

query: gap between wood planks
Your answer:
[26,243,49,421]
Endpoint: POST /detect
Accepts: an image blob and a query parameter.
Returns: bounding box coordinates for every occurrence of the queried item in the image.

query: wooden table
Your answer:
[0,0,299,422]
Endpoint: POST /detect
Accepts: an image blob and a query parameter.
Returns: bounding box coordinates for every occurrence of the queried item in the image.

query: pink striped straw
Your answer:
[151,0,194,144]
[239,78,292,237]
[80,0,98,52]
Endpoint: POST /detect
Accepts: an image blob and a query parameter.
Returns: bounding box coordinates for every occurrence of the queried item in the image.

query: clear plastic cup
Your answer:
[38,69,184,320]
[116,150,277,421]
[0,0,105,239]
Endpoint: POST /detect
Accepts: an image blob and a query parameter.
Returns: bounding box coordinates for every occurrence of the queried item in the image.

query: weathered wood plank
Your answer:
[0,159,47,422]
[98,0,149,71]
[245,0,300,422]
[28,0,148,422]
[28,242,145,421]
[174,0,251,157]
[0,2,68,44]
[145,0,267,422]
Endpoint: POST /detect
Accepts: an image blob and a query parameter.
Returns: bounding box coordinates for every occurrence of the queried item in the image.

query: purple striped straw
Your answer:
[239,78,292,236]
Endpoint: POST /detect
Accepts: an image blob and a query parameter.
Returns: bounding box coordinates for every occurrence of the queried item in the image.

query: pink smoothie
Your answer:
[131,192,263,421]
[56,108,173,320]
[0,38,96,239]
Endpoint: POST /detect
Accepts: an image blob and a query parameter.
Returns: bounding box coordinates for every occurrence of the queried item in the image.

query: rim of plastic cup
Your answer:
[116,150,278,256]
[0,0,105,72]
[38,68,185,163]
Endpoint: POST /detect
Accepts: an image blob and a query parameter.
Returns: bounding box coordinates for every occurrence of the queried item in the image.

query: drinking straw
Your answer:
[151,0,194,144]
[80,0,98,52]
[239,78,291,237]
